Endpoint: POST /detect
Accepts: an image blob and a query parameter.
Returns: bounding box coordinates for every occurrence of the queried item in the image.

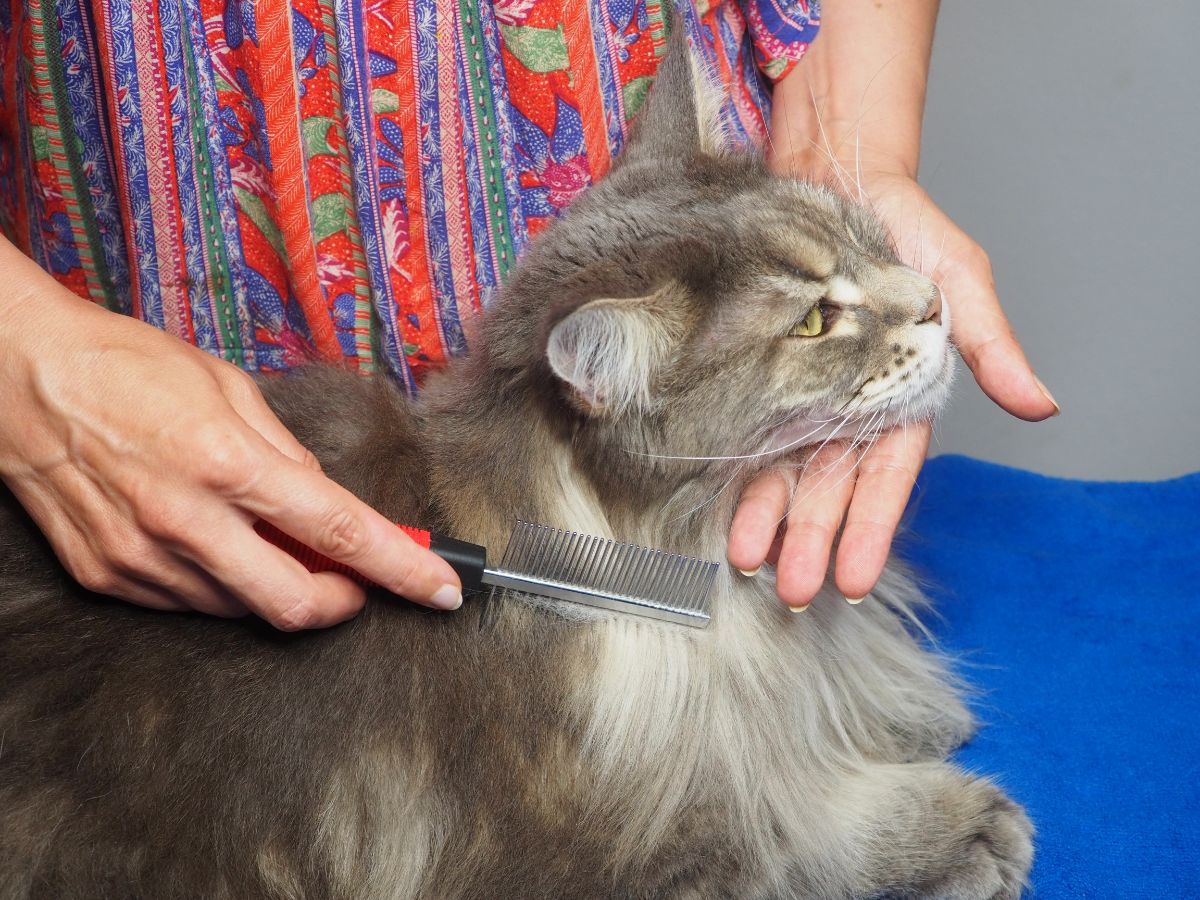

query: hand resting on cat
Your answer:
[0,239,464,627]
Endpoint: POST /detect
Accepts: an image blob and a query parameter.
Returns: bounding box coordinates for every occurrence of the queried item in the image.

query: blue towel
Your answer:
[899,455,1200,898]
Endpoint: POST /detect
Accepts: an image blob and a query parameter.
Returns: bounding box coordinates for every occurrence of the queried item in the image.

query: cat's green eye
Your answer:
[789,305,824,338]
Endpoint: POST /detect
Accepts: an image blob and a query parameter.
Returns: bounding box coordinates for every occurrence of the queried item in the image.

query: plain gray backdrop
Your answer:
[917,2,1198,480]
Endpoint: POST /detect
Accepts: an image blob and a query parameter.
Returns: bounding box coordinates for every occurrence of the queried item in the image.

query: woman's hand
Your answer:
[728,169,1058,608]
[0,239,463,628]
[727,0,1058,609]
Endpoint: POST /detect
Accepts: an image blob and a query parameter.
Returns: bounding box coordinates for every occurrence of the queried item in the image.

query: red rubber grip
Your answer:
[255,521,432,587]
[397,525,431,549]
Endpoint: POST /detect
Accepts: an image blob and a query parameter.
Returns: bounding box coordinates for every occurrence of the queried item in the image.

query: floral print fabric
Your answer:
[0,0,819,390]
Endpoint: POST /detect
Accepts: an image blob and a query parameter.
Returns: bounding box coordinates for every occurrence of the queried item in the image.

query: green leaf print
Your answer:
[302,116,339,159]
[29,125,50,163]
[372,88,400,114]
[234,188,288,263]
[499,23,569,74]
[622,77,654,121]
[312,193,352,243]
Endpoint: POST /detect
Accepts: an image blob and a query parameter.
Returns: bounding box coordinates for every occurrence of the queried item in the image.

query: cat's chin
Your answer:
[758,352,955,461]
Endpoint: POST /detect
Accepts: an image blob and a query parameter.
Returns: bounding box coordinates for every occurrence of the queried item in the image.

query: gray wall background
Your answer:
[918,2,1199,481]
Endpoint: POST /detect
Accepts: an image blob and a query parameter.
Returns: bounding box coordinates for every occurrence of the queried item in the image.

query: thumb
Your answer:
[944,255,1059,422]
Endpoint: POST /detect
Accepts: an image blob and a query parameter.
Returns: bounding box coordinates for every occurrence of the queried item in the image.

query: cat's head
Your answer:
[486,23,952,473]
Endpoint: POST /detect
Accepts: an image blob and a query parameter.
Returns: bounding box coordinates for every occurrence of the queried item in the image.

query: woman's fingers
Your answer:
[833,423,930,601]
[237,452,463,612]
[180,516,368,630]
[774,444,860,609]
[728,468,794,573]
[730,175,1057,611]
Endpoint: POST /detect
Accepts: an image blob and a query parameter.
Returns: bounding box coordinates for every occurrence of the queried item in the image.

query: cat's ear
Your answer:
[617,11,733,165]
[546,295,677,416]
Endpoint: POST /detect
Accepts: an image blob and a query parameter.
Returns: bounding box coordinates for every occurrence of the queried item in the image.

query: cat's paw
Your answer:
[928,779,1034,900]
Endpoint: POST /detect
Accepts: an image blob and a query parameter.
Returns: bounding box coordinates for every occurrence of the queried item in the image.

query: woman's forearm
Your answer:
[769,0,941,179]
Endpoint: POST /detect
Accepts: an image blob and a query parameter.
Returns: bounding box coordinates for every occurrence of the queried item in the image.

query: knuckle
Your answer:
[384,553,421,597]
[299,447,323,473]
[191,423,257,493]
[847,517,896,540]
[73,560,120,596]
[273,597,320,632]
[788,519,837,546]
[312,507,369,560]
[949,244,991,279]
[859,455,919,482]
[222,367,261,401]
[136,497,191,541]
[108,537,163,580]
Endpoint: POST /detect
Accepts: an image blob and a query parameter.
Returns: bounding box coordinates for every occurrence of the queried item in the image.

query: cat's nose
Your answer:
[920,287,942,326]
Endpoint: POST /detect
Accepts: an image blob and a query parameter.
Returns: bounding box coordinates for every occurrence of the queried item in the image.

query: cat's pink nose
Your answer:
[921,288,942,325]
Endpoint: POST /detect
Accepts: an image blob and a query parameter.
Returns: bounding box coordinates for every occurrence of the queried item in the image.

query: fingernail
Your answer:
[1033,375,1061,417]
[430,584,463,610]
[788,603,810,613]
[844,595,865,605]
[737,567,761,577]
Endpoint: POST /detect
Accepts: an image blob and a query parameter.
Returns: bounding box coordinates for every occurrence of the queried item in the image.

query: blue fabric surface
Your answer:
[900,455,1200,898]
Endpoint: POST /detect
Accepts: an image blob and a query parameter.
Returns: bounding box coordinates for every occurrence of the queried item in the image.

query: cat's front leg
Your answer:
[825,761,1034,900]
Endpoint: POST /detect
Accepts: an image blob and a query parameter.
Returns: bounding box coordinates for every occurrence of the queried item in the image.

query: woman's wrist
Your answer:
[767,0,940,183]
[0,237,84,337]
[0,236,120,367]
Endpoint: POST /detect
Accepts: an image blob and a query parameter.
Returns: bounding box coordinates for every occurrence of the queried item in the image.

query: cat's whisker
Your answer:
[783,405,891,517]
[903,391,913,452]
[925,229,950,282]
[626,409,848,463]
[854,129,865,205]
[665,468,740,524]
[806,58,896,204]
[805,83,853,195]
[662,402,863,526]
[801,138,852,193]
[777,409,877,518]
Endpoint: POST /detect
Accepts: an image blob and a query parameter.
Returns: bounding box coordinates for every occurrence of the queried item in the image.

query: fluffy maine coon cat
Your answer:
[0,23,1033,900]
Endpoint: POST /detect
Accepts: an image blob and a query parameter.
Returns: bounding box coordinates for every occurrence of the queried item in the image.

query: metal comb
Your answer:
[481,521,717,628]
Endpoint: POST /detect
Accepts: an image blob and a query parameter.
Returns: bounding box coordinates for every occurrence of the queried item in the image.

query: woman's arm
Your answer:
[729,0,1058,607]
[0,235,463,626]
[770,0,937,182]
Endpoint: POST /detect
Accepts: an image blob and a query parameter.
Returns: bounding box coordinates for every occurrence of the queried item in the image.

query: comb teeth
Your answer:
[488,521,717,628]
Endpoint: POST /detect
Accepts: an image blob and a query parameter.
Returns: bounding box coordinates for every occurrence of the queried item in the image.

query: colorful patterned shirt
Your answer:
[0,0,818,392]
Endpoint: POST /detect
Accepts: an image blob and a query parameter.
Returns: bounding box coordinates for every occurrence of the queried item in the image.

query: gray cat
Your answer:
[0,25,1033,900]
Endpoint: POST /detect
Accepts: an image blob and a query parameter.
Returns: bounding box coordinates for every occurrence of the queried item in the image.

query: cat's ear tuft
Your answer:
[617,9,733,165]
[546,297,676,416]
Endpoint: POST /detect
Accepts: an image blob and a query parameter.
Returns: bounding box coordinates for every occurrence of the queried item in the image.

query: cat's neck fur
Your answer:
[418,350,725,558]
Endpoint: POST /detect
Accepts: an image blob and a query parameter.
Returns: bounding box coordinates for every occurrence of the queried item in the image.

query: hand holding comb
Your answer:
[257,520,717,628]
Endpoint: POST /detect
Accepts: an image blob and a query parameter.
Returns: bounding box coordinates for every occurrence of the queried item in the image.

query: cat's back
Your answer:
[256,366,432,521]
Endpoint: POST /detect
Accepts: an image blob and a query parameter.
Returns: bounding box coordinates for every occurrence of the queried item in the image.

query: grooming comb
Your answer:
[257,520,717,628]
